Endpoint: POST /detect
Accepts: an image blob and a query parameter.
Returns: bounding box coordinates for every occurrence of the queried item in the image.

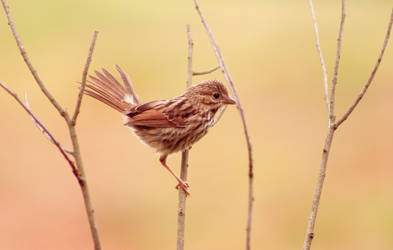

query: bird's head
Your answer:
[185,80,236,109]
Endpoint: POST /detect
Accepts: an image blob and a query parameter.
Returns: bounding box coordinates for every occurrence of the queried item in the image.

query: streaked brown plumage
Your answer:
[84,67,236,195]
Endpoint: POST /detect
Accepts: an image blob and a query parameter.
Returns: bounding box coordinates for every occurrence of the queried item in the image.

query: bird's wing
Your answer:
[124,100,187,128]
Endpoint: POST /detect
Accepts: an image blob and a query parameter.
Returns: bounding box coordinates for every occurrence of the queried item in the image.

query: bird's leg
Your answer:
[159,155,190,196]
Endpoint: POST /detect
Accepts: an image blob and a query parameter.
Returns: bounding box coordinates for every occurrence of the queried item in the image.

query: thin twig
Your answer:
[1,0,68,121]
[24,93,53,142]
[307,0,330,113]
[335,9,393,128]
[192,65,220,75]
[176,24,194,250]
[303,3,393,250]
[212,105,227,126]
[192,1,254,249]
[329,0,346,125]
[24,93,74,155]
[72,30,99,124]
[0,81,78,176]
[186,26,194,89]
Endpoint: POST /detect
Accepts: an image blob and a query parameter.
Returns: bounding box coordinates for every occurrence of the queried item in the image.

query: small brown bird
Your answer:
[84,66,236,195]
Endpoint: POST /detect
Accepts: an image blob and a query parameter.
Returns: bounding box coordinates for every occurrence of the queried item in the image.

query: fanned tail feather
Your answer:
[83,66,137,112]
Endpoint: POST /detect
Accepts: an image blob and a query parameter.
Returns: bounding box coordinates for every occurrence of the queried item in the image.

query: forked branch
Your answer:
[303,2,393,250]
[0,1,102,248]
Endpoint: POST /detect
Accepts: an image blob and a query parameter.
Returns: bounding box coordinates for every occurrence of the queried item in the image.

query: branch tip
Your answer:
[72,30,99,124]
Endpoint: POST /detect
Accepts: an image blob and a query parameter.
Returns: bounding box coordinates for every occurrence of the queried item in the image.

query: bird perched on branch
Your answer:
[83,65,236,195]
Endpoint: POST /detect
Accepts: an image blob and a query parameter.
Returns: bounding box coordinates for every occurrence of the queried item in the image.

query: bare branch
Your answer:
[308,0,330,113]
[1,0,68,121]
[177,150,189,250]
[329,0,346,124]
[0,81,78,176]
[115,64,141,105]
[335,9,393,128]
[303,3,393,250]
[72,30,99,124]
[192,65,220,76]
[1,1,103,247]
[186,25,194,89]
[303,2,346,249]
[303,128,335,250]
[67,122,102,250]
[65,34,105,250]
[177,24,193,250]
[192,1,254,249]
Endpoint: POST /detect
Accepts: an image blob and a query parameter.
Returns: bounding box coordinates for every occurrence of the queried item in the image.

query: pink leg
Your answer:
[159,155,190,196]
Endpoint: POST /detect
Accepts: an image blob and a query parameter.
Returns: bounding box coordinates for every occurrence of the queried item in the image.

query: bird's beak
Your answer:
[223,96,236,105]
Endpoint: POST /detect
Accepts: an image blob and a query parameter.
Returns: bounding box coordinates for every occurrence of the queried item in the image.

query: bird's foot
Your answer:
[175,180,190,196]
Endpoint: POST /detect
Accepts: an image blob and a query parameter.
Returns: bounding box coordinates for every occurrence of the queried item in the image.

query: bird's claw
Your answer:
[175,181,190,196]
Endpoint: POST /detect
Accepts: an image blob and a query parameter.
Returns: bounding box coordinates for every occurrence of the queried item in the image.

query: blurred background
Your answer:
[1,0,392,249]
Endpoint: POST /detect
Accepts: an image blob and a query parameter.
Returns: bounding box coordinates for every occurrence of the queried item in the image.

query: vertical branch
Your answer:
[177,24,193,250]
[329,0,346,124]
[304,3,393,250]
[303,127,335,250]
[68,32,102,250]
[303,1,346,249]
[192,1,254,249]
[186,25,194,89]
[177,151,189,250]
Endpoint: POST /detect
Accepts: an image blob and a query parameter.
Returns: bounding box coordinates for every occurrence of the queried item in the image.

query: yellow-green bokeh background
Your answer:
[1,1,393,249]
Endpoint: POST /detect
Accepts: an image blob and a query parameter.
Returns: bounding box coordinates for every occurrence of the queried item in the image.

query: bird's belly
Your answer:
[132,122,210,155]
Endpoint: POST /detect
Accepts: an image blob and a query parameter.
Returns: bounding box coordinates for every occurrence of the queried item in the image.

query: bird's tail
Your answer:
[83,65,140,112]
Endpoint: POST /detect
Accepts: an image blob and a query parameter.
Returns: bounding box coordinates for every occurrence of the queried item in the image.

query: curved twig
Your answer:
[193,65,220,76]
[335,9,393,128]
[192,1,254,249]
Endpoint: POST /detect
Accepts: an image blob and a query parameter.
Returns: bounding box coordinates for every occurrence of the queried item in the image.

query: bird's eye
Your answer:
[213,93,220,99]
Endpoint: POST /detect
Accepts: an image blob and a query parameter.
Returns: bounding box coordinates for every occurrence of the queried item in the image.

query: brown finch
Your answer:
[83,66,235,195]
